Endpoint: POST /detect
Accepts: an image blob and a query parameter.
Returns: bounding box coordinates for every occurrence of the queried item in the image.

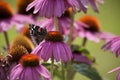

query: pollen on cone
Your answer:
[9,45,28,62]
[45,31,63,42]
[11,35,34,53]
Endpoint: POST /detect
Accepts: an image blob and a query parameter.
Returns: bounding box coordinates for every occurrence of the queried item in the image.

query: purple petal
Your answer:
[36,65,51,79]
[88,0,99,12]
[26,0,37,12]
[108,66,120,73]
[86,32,99,43]
[10,64,23,80]
[53,43,61,62]
[58,43,68,62]
[40,42,52,61]
[63,43,73,61]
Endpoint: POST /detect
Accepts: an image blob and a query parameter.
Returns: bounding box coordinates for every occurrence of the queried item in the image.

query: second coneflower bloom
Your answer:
[32,31,72,63]
[10,54,51,80]
[0,1,13,33]
[77,15,104,42]
[11,35,34,53]
[9,45,28,63]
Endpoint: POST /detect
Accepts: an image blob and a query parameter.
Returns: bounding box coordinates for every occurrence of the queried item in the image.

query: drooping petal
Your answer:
[88,0,99,12]
[108,66,120,73]
[40,41,52,61]
[26,0,38,12]
[59,43,68,62]
[63,43,72,61]
[26,0,68,18]
[10,64,23,80]
[53,43,61,62]
[36,65,51,79]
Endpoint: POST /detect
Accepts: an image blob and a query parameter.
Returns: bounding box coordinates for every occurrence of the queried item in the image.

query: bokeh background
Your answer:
[0,0,120,80]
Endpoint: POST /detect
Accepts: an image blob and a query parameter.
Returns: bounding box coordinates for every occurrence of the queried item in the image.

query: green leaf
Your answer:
[73,63,102,80]
[79,47,95,63]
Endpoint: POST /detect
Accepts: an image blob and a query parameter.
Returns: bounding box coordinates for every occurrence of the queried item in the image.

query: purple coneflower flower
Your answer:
[32,31,72,63]
[9,45,28,63]
[26,0,71,18]
[0,1,13,33]
[102,36,120,57]
[76,15,103,42]
[10,54,51,80]
[108,66,120,80]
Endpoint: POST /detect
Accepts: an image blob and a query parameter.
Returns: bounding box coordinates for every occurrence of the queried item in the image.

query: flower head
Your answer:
[0,1,14,32]
[10,54,51,80]
[11,35,34,53]
[32,31,72,63]
[20,54,40,67]
[9,45,28,63]
[102,36,120,57]
[80,15,100,32]
[45,31,63,42]
[76,15,102,42]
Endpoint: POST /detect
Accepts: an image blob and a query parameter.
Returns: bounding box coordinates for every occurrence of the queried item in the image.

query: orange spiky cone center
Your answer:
[80,15,101,32]
[45,31,63,42]
[20,54,40,67]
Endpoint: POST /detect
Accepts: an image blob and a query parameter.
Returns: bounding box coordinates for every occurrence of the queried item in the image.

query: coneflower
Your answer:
[9,45,28,63]
[76,15,102,43]
[32,31,72,63]
[11,35,34,53]
[10,54,51,80]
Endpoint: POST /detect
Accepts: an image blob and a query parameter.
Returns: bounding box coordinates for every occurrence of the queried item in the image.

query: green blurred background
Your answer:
[0,0,120,80]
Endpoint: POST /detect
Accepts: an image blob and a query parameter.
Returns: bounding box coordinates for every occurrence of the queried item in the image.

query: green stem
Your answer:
[61,62,65,80]
[66,62,76,80]
[3,31,9,50]
[51,56,54,80]
[82,37,87,47]
[67,11,74,46]
[54,16,59,31]
[66,67,76,80]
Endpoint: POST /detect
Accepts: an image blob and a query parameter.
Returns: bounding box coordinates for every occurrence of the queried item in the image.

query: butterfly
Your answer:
[29,24,47,45]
